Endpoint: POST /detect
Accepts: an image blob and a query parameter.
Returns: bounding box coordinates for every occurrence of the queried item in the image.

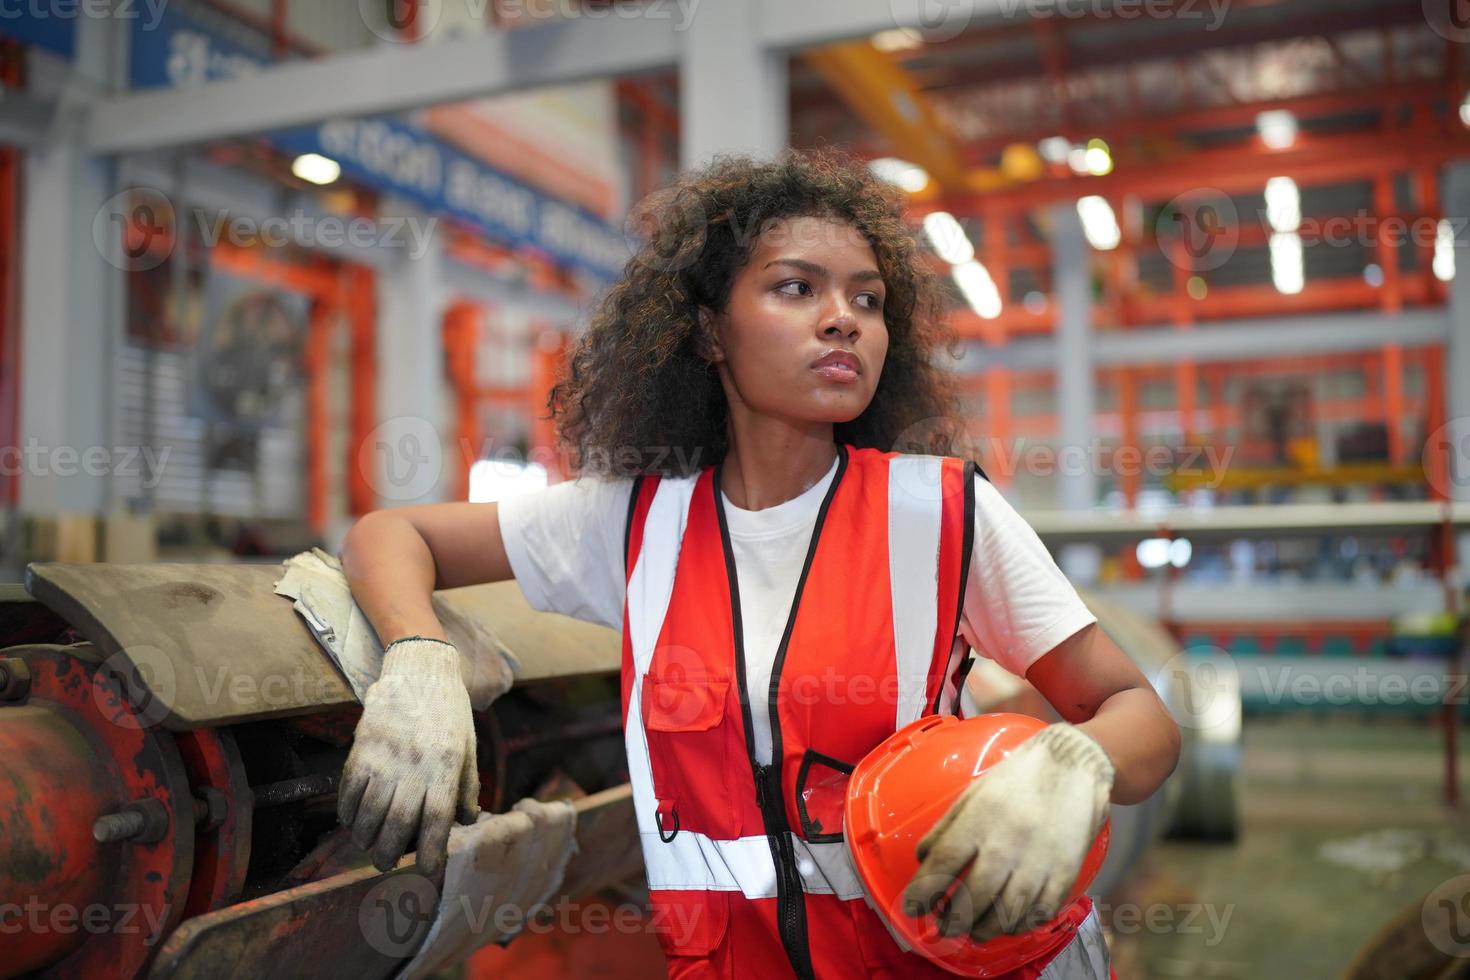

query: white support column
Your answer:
[679,1,787,168]
[17,11,125,517]
[1444,161,1470,505]
[371,199,448,508]
[1049,200,1097,511]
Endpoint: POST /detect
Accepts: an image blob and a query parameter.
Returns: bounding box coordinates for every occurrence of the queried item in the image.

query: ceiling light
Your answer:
[923,211,975,264]
[1038,136,1071,163]
[1264,176,1300,232]
[1270,232,1304,295]
[1256,110,1298,149]
[869,157,929,193]
[1077,195,1120,250]
[1434,218,1456,282]
[291,153,341,185]
[952,260,1002,319]
[871,28,922,52]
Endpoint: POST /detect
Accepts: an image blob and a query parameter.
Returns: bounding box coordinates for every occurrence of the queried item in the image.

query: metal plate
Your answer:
[146,786,639,980]
[25,563,620,730]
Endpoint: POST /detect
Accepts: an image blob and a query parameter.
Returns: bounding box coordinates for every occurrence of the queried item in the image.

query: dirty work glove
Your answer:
[903,723,1114,942]
[337,637,480,875]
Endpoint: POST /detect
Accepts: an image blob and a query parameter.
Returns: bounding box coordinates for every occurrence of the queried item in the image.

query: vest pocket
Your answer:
[795,748,855,843]
[641,671,736,838]
[642,674,730,733]
[652,889,731,964]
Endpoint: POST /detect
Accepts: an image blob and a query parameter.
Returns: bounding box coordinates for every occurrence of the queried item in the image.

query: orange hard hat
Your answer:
[844,713,1110,977]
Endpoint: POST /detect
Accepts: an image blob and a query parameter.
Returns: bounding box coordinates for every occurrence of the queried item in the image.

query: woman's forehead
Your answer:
[749,214,875,263]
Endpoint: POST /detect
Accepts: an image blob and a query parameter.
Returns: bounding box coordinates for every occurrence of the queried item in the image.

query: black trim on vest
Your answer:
[623,474,645,574]
[712,443,848,980]
[794,748,855,844]
[930,459,978,715]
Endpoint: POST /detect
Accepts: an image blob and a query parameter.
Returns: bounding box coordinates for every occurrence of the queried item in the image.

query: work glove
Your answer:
[903,722,1114,942]
[337,637,481,875]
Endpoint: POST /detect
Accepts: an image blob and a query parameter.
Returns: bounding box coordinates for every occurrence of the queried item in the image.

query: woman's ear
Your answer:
[696,307,725,364]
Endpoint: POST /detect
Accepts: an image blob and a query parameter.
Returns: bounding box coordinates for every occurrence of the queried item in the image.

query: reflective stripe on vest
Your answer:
[620,444,979,978]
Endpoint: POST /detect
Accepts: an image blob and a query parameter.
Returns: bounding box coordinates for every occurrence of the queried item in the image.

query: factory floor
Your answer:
[1108,715,1470,980]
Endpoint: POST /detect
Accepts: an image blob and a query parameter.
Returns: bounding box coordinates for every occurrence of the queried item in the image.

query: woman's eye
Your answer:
[858,293,883,311]
[776,280,813,297]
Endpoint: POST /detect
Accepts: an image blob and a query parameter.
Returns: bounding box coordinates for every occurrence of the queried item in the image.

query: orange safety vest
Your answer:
[619,443,1096,979]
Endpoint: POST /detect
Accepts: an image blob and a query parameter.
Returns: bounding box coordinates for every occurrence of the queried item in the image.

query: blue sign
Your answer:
[0,7,75,58]
[130,7,628,280]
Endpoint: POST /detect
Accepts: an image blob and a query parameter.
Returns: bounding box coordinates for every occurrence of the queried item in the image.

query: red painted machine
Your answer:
[0,562,637,980]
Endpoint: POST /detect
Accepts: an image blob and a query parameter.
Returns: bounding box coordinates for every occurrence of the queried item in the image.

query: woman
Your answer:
[337,151,1180,978]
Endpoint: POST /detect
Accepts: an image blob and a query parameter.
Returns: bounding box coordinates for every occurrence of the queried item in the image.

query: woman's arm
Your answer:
[334,501,517,875]
[1025,621,1182,804]
[339,501,516,644]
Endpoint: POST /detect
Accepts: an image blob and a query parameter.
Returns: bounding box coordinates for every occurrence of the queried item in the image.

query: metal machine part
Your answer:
[0,566,631,980]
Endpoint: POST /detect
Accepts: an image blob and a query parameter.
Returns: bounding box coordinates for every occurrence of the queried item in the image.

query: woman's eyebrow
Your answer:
[763,257,884,284]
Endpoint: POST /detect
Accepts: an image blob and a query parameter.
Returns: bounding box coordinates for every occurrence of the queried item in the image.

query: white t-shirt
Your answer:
[497,457,1097,764]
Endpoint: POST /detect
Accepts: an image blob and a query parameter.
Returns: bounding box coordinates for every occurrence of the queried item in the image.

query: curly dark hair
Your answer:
[547,148,965,478]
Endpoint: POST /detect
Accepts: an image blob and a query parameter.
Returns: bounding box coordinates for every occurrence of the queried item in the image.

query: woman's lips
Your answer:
[811,351,861,383]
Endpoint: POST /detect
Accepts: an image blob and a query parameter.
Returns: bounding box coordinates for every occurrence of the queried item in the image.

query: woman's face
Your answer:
[702,215,889,427]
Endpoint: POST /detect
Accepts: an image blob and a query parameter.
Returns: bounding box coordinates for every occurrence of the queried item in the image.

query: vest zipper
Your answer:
[713,449,847,980]
[752,760,813,980]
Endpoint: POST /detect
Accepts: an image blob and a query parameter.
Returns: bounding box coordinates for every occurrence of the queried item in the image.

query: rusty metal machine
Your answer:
[0,563,638,979]
[0,564,1237,979]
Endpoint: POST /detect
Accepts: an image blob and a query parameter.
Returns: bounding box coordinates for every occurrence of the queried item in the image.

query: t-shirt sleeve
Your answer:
[958,474,1098,678]
[495,474,635,631]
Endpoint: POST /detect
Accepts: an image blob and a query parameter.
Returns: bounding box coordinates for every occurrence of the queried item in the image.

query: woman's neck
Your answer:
[719,421,838,512]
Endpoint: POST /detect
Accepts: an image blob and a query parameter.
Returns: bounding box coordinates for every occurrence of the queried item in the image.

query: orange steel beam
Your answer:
[982,367,1011,488]
[527,325,566,480]
[932,126,1470,211]
[804,41,968,193]
[1118,366,1140,509]
[347,264,377,516]
[303,295,333,533]
[444,301,485,502]
[952,79,1450,165]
